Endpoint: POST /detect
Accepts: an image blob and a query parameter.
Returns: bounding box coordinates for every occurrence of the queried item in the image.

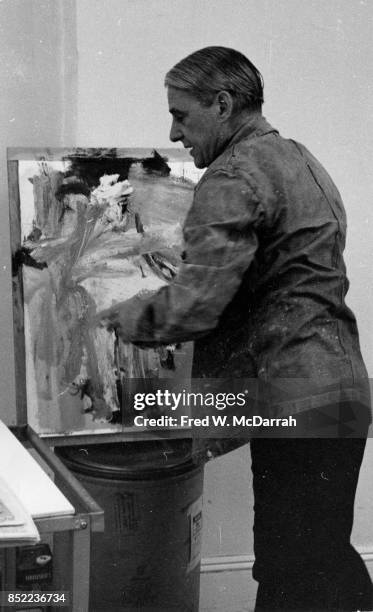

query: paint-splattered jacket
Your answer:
[111,116,371,421]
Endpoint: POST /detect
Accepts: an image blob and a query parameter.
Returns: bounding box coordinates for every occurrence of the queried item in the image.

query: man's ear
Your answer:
[216,90,234,122]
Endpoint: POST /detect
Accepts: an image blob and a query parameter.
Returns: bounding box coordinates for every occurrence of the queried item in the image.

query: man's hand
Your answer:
[94,292,155,345]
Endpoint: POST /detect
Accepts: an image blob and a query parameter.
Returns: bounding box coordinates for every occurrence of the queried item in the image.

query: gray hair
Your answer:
[165,46,264,113]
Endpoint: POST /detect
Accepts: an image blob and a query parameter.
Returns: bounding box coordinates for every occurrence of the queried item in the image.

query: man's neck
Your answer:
[211,111,263,164]
[226,111,263,147]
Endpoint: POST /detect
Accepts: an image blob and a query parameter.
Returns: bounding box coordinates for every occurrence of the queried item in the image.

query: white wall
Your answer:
[75,0,373,374]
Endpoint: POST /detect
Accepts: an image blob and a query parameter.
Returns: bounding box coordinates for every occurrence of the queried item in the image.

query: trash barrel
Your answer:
[56,440,204,612]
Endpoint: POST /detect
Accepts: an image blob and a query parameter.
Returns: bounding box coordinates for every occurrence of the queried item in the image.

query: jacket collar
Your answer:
[225,114,279,150]
[195,116,279,188]
[201,115,279,180]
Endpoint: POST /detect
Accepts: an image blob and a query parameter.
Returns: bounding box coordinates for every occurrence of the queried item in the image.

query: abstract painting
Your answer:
[8,148,203,440]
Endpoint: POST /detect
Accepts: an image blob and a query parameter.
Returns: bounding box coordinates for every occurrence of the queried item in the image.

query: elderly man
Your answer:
[101,47,372,610]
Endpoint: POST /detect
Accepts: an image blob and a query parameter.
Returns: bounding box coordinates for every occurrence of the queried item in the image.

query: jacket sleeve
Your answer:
[102,168,263,345]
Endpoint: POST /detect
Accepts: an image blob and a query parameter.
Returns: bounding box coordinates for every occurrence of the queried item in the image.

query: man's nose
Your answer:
[169,119,182,143]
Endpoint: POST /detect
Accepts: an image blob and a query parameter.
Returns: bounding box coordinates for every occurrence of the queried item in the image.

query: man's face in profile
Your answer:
[167,86,221,169]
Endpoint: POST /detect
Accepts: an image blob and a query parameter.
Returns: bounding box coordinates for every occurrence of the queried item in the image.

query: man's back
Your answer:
[190,117,370,416]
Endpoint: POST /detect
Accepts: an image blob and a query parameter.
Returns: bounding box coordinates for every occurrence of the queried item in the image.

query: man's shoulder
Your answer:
[193,124,343,225]
[207,128,334,192]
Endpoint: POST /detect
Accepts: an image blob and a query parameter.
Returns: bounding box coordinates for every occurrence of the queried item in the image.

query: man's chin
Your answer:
[192,155,207,169]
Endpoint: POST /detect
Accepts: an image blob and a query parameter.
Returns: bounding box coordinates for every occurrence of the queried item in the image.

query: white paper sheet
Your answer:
[0,421,74,518]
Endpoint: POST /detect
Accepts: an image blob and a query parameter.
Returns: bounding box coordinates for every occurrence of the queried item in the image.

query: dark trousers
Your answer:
[250,436,373,611]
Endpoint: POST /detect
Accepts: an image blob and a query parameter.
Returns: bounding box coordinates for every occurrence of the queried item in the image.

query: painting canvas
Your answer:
[8,148,204,440]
